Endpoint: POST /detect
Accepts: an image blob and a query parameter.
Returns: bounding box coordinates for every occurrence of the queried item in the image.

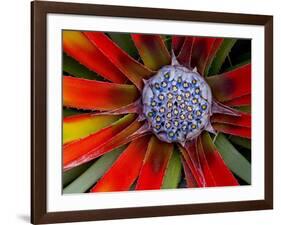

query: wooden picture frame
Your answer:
[31,1,273,224]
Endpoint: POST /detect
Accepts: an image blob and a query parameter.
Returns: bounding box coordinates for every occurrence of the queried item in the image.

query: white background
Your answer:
[47,13,265,212]
[0,0,279,224]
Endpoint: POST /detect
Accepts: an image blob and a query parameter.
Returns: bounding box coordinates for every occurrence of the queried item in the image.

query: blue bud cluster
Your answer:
[142,66,212,144]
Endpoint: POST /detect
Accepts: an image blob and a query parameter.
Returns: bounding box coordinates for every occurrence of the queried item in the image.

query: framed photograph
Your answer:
[31,1,273,224]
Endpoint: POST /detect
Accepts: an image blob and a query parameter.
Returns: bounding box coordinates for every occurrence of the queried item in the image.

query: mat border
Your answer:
[31,1,273,224]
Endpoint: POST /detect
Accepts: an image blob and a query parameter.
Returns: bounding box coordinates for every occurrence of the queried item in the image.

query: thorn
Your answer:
[137,114,146,122]
[205,122,217,135]
[212,132,219,144]
[179,140,186,148]
[171,49,180,66]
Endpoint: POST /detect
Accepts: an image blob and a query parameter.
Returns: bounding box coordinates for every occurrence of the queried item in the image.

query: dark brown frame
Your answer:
[31,1,273,224]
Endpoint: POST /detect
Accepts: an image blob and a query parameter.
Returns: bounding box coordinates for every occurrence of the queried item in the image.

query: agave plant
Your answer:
[62,31,251,193]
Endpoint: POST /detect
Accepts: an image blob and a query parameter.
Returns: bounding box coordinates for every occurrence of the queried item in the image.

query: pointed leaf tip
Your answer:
[63,31,127,83]
[84,32,154,90]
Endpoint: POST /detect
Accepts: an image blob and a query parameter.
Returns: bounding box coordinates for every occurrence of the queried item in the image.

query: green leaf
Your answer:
[229,136,251,149]
[63,53,104,80]
[63,147,124,194]
[207,38,237,76]
[108,33,139,59]
[63,160,93,187]
[162,149,182,189]
[214,133,251,184]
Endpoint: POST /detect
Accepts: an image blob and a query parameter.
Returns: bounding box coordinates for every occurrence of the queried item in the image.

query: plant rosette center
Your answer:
[142,65,213,145]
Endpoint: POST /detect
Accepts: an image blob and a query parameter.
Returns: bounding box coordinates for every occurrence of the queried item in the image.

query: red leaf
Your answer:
[207,63,251,102]
[180,156,198,188]
[92,121,148,160]
[63,76,139,111]
[204,38,224,75]
[179,144,204,187]
[172,36,185,56]
[212,123,251,139]
[91,136,150,192]
[135,136,173,190]
[196,137,216,186]
[200,132,239,186]
[84,32,154,90]
[181,132,239,188]
[63,31,127,83]
[224,94,251,107]
[211,113,251,128]
[177,37,194,68]
[191,37,217,75]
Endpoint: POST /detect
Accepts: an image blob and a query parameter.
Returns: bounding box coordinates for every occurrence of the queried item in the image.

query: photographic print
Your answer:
[62,31,251,194]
